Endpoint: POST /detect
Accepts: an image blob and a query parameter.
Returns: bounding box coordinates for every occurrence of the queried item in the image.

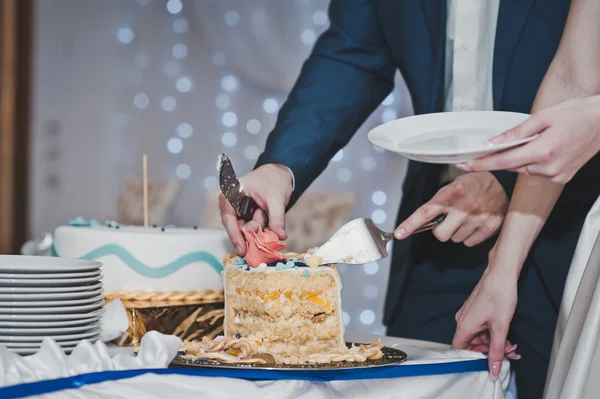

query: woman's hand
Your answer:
[452,252,520,381]
[394,172,508,246]
[457,95,600,183]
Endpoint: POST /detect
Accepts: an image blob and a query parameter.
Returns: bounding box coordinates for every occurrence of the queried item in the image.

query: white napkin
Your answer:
[0,331,182,388]
[100,298,129,344]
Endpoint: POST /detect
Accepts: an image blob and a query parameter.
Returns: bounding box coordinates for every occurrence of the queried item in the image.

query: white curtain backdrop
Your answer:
[29,0,413,334]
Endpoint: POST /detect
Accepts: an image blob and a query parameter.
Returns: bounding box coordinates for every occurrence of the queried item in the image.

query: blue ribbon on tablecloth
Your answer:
[0,359,488,399]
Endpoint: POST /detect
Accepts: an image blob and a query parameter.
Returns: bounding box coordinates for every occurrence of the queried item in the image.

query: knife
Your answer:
[218,154,262,222]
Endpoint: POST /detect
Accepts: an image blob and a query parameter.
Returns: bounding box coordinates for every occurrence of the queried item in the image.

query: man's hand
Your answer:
[394,172,509,246]
[452,252,520,381]
[219,163,294,255]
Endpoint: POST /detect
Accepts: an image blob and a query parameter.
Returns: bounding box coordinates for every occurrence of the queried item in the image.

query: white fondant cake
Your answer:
[53,221,233,292]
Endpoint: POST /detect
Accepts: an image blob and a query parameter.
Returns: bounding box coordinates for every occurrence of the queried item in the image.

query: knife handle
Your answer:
[239,195,260,222]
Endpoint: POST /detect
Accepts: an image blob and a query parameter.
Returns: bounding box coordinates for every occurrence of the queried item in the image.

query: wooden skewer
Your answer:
[143,154,148,227]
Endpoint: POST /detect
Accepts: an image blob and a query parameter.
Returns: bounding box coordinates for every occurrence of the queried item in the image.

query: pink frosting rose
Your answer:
[243,227,286,267]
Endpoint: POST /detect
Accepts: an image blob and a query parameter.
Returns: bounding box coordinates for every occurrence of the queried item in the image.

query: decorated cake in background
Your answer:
[52,217,233,345]
[181,227,384,365]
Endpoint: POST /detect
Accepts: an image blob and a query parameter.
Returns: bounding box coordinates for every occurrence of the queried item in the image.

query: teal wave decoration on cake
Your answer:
[51,243,223,277]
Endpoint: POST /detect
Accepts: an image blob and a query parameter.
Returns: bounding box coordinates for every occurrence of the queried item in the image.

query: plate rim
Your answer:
[0,255,102,271]
[0,270,102,279]
[0,328,101,342]
[0,321,102,334]
[367,110,532,156]
[0,307,104,321]
[0,300,104,315]
[0,276,102,286]
[0,293,104,307]
[0,282,103,293]
[0,287,104,301]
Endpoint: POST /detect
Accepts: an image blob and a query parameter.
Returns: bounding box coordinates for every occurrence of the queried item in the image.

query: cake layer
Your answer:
[53,222,233,292]
[223,257,345,362]
[225,266,338,317]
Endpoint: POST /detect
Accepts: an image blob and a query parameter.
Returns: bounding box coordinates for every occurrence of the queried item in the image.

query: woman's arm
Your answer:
[452,0,600,380]
[489,0,600,282]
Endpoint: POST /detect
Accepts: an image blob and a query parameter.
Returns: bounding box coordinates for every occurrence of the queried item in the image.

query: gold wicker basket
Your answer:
[104,290,224,346]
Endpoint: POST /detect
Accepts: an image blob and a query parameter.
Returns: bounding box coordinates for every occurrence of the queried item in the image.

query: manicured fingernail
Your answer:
[456,163,471,171]
[489,361,501,381]
[511,354,521,360]
[236,245,243,254]
[507,344,517,353]
[394,228,406,239]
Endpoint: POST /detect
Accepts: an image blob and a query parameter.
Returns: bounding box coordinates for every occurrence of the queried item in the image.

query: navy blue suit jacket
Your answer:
[256,0,600,325]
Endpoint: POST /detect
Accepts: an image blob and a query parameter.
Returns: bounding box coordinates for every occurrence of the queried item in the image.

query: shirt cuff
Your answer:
[281,164,296,191]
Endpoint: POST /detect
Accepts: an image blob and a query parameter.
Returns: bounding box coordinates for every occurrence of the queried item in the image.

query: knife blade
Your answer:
[218,154,261,222]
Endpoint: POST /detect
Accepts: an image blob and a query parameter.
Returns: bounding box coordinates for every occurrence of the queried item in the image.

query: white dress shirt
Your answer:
[442,0,500,182]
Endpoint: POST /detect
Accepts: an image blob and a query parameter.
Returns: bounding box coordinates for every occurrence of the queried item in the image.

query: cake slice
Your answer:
[181,227,383,365]
[223,254,345,364]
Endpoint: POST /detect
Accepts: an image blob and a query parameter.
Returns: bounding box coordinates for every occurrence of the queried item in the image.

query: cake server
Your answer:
[218,154,262,222]
[309,215,446,265]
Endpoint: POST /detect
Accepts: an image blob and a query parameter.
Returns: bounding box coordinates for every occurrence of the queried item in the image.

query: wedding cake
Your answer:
[181,227,383,365]
[53,217,234,345]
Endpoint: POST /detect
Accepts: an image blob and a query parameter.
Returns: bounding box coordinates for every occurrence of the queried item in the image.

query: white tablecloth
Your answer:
[0,331,509,399]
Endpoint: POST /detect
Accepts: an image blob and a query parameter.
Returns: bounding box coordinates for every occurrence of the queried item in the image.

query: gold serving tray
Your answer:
[170,342,407,371]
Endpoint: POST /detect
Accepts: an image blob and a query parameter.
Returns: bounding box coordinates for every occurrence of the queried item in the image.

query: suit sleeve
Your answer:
[254,0,396,208]
[491,170,518,198]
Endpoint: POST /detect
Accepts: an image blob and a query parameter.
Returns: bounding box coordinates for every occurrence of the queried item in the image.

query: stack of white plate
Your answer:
[0,255,103,355]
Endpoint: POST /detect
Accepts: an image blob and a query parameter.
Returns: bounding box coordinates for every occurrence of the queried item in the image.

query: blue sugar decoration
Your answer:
[233,257,246,266]
[275,261,296,271]
[274,262,287,270]
[69,217,89,227]
[303,270,310,278]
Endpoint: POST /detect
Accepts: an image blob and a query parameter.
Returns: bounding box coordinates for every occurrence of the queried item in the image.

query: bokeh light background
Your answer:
[30,0,414,334]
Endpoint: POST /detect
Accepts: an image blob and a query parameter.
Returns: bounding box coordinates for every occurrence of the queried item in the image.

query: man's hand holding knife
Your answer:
[218,155,293,256]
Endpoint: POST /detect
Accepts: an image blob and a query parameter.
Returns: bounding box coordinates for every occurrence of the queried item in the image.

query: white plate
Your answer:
[0,321,101,335]
[6,344,82,355]
[0,270,101,279]
[0,316,101,328]
[0,335,101,347]
[0,293,104,308]
[0,282,102,294]
[0,329,100,342]
[0,256,101,273]
[0,288,103,301]
[0,275,101,287]
[367,111,536,163]
[0,308,104,321]
[0,300,103,315]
